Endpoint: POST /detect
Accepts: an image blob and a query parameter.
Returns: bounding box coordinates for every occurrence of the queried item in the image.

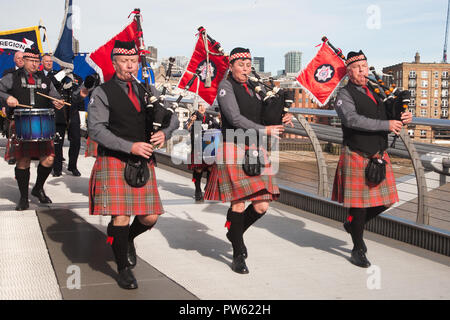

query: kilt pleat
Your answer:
[331,146,399,208]
[85,137,98,158]
[89,156,164,216]
[204,142,279,202]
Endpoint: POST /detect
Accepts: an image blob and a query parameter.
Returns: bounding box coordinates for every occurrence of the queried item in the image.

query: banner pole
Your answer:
[39,19,53,54]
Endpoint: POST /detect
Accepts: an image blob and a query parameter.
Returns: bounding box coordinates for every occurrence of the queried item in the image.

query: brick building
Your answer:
[383,53,450,143]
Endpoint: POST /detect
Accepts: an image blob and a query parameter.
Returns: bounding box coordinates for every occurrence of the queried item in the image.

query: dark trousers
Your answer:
[67,114,80,170]
[53,124,67,173]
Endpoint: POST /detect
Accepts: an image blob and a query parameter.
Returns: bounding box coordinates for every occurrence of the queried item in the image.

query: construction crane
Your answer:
[444,0,450,63]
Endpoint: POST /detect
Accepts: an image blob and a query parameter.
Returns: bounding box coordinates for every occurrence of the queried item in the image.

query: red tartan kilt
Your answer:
[85,137,98,158]
[331,146,399,208]
[5,122,55,160]
[204,142,280,202]
[89,156,164,216]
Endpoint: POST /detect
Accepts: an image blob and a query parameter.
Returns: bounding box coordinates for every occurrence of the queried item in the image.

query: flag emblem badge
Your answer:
[196,60,217,83]
[314,64,335,83]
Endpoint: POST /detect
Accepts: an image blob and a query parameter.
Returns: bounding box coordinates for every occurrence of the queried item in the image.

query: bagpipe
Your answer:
[131,9,175,134]
[246,67,293,125]
[365,67,410,121]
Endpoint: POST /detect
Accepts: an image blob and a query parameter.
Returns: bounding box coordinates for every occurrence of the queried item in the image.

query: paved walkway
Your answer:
[1,137,449,300]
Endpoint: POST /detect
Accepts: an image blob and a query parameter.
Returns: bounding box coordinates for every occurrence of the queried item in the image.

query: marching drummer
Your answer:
[184,100,220,202]
[0,47,65,210]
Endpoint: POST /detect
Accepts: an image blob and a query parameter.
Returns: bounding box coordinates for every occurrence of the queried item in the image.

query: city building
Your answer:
[383,52,450,143]
[146,46,158,63]
[253,57,264,72]
[284,51,302,74]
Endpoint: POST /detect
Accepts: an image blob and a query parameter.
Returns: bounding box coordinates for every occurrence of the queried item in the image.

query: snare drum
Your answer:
[14,108,56,141]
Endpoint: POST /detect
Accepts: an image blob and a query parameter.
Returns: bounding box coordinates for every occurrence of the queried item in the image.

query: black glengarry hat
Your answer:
[345,50,367,66]
[112,40,138,56]
[229,47,251,63]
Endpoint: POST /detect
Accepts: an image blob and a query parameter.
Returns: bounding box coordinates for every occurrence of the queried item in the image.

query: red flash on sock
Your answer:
[347,216,353,222]
[106,236,114,245]
[192,178,196,183]
[225,221,231,230]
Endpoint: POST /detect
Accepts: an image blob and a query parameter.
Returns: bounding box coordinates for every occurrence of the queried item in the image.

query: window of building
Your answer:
[409,109,415,116]
[421,90,428,97]
[409,71,416,78]
[421,80,428,87]
[443,100,449,107]
[420,99,428,107]
[434,99,439,107]
[420,130,426,136]
[409,89,416,96]
[442,109,448,117]
[434,90,439,98]
[410,98,416,106]
[421,71,429,78]
[435,80,439,88]
[408,80,416,87]
[408,129,414,137]
[434,71,439,78]
[420,109,427,116]
[443,80,448,87]
[434,109,438,117]
[443,71,449,78]
[443,90,449,97]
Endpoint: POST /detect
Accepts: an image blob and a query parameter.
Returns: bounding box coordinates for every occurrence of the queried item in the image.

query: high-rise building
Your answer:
[253,57,264,72]
[147,46,158,62]
[383,52,450,143]
[284,51,302,74]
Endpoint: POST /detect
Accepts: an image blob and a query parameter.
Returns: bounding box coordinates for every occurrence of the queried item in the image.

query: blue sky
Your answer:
[0,0,447,74]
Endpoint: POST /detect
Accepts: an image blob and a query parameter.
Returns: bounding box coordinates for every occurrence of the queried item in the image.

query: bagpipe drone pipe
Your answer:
[131,9,175,135]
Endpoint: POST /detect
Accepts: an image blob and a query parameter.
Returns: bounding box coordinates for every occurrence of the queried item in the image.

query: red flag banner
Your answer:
[178,30,229,105]
[86,20,139,82]
[296,42,346,107]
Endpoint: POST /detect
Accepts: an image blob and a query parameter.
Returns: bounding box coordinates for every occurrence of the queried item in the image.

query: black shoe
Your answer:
[8,159,16,165]
[231,254,249,274]
[226,232,248,259]
[15,197,29,211]
[31,187,52,203]
[350,249,371,268]
[117,267,138,289]
[195,190,204,202]
[343,221,367,253]
[52,170,62,177]
[68,168,81,177]
[127,241,137,268]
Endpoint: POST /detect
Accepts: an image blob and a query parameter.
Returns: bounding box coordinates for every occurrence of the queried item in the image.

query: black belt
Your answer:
[97,145,154,164]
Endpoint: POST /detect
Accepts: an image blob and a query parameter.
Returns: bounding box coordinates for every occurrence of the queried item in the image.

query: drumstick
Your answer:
[36,92,71,106]
[17,104,33,109]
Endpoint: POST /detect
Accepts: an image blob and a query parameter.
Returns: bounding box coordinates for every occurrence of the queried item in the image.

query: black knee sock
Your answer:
[15,167,30,199]
[128,217,155,242]
[349,208,366,251]
[243,204,265,233]
[193,171,202,192]
[226,209,245,257]
[107,222,130,272]
[365,206,386,223]
[35,163,52,190]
